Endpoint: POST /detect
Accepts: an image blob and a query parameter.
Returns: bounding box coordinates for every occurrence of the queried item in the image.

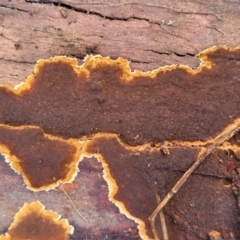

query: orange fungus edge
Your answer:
[0,201,74,240]
[81,134,154,240]
[3,45,239,95]
[0,123,83,192]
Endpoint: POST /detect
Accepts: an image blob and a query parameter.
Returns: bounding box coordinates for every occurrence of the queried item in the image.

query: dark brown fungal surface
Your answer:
[0,201,73,240]
[85,135,240,240]
[1,46,240,239]
[0,124,81,191]
[1,46,240,146]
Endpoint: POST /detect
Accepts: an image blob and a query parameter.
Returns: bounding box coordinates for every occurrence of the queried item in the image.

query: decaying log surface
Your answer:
[1,0,240,86]
[0,1,240,240]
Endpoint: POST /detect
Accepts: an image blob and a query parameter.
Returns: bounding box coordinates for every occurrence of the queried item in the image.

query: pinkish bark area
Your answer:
[0,1,240,240]
[1,0,240,86]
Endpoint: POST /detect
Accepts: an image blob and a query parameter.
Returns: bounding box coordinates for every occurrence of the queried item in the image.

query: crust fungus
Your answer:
[1,46,240,145]
[0,201,73,240]
[0,124,82,191]
[1,45,240,239]
[84,132,240,240]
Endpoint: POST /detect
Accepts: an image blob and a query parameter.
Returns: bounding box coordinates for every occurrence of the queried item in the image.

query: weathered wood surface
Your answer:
[0,1,240,240]
[1,0,240,86]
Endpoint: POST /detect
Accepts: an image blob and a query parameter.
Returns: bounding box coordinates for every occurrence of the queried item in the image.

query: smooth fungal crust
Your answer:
[82,134,155,240]
[1,45,240,239]
[0,124,82,191]
[84,132,240,240]
[1,45,240,147]
[0,201,73,240]
[84,135,196,240]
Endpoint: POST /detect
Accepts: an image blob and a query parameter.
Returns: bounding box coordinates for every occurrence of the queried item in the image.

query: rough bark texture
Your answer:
[0,1,240,240]
[1,0,240,86]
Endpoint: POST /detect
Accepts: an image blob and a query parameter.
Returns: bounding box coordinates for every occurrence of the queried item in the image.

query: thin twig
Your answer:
[149,119,240,239]
[61,188,90,228]
[156,194,169,240]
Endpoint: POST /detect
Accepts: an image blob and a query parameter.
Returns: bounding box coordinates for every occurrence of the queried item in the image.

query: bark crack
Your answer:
[0,4,29,12]
[24,0,221,28]
[146,49,195,57]
[23,0,176,27]
[0,57,34,65]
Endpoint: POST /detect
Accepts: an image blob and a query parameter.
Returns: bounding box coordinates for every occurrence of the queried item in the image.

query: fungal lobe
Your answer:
[0,201,73,240]
[85,135,239,239]
[0,124,81,191]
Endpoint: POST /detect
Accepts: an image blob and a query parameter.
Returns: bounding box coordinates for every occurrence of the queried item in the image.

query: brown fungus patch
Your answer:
[0,124,82,191]
[1,46,240,239]
[0,201,73,240]
[1,46,240,145]
[85,134,240,240]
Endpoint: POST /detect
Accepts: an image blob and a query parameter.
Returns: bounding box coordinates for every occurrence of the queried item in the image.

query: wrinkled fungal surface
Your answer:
[0,46,240,239]
[0,201,73,240]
